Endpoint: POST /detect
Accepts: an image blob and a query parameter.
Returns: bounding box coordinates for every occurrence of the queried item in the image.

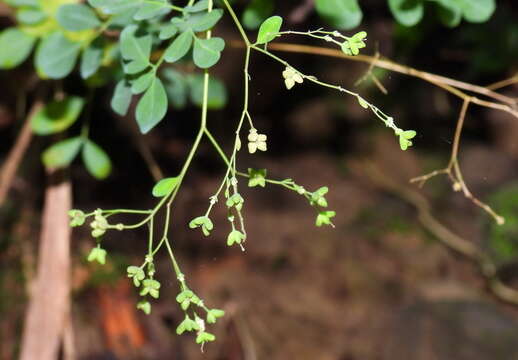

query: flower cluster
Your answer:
[282,66,304,89]
[248,128,267,154]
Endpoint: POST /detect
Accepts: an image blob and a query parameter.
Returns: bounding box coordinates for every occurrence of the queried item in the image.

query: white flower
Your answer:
[282,67,303,90]
[247,128,267,154]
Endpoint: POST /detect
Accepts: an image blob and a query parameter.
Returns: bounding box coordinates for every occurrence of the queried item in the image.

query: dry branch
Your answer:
[0,101,42,206]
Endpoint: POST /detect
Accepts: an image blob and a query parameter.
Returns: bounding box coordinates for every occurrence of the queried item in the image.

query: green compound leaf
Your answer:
[184,0,208,12]
[432,0,495,25]
[42,136,83,169]
[88,0,141,15]
[82,140,112,179]
[161,68,188,109]
[242,0,274,30]
[111,80,133,116]
[192,37,225,69]
[432,0,462,27]
[164,31,193,63]
[35,32,81,79]
[134,0,170,21]
[131,69,155,94]
[256,15,282,44]
[457,0,495,23]
[0,28,36,69]
[80,38,103,79]
[56,3,101,31]
[136,77,168,134]
[187,74,227,109]
[315,0,362,30]
[31,96,85,135]
[152,177,179,197]
[159,23,178,40]
[120,25,152,74]
[388,0,424,27]
[191,9,224,32]
[16,8,47,25]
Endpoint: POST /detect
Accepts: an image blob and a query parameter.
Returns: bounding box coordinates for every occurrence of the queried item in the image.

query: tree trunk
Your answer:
[19,172,72,360]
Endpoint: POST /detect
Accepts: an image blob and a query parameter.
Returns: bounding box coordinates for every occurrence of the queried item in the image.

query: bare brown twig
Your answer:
[234,41,518,114]
[354,51,388,95]
[409,99,505,224]
[486,74,518,91]
[0,101,42,207]
[356,161,518,306]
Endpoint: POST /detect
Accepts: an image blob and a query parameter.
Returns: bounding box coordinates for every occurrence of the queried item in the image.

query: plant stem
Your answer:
[222,0,250,46]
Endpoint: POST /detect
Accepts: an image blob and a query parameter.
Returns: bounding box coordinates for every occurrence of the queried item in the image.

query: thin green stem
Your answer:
[251,45,400,131]
[222,0,251,46]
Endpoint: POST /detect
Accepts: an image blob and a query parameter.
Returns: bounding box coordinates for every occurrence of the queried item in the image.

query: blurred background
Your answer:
[1,0,518,359]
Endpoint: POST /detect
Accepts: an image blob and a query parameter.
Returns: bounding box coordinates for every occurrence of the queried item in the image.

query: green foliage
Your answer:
[388,0,425,27]
[31,96,85,135]
[56,4,100,31]
[163,31,193,63]
[80,38,103,79]
[152,177,180,197]
[315,0,362,30]
[0,28,35,69]
[41,136,83,169]
[193,37,225,68]
[187,74,228,109]
[389,0,496,27]
[256,15,282,44]
[111,80,133,116]
[487,184,518,265]
[120,25,152,75]
[135,77,168,134]
[35,32,81,79]
[82,140,112,180]
[242,0,273,30]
